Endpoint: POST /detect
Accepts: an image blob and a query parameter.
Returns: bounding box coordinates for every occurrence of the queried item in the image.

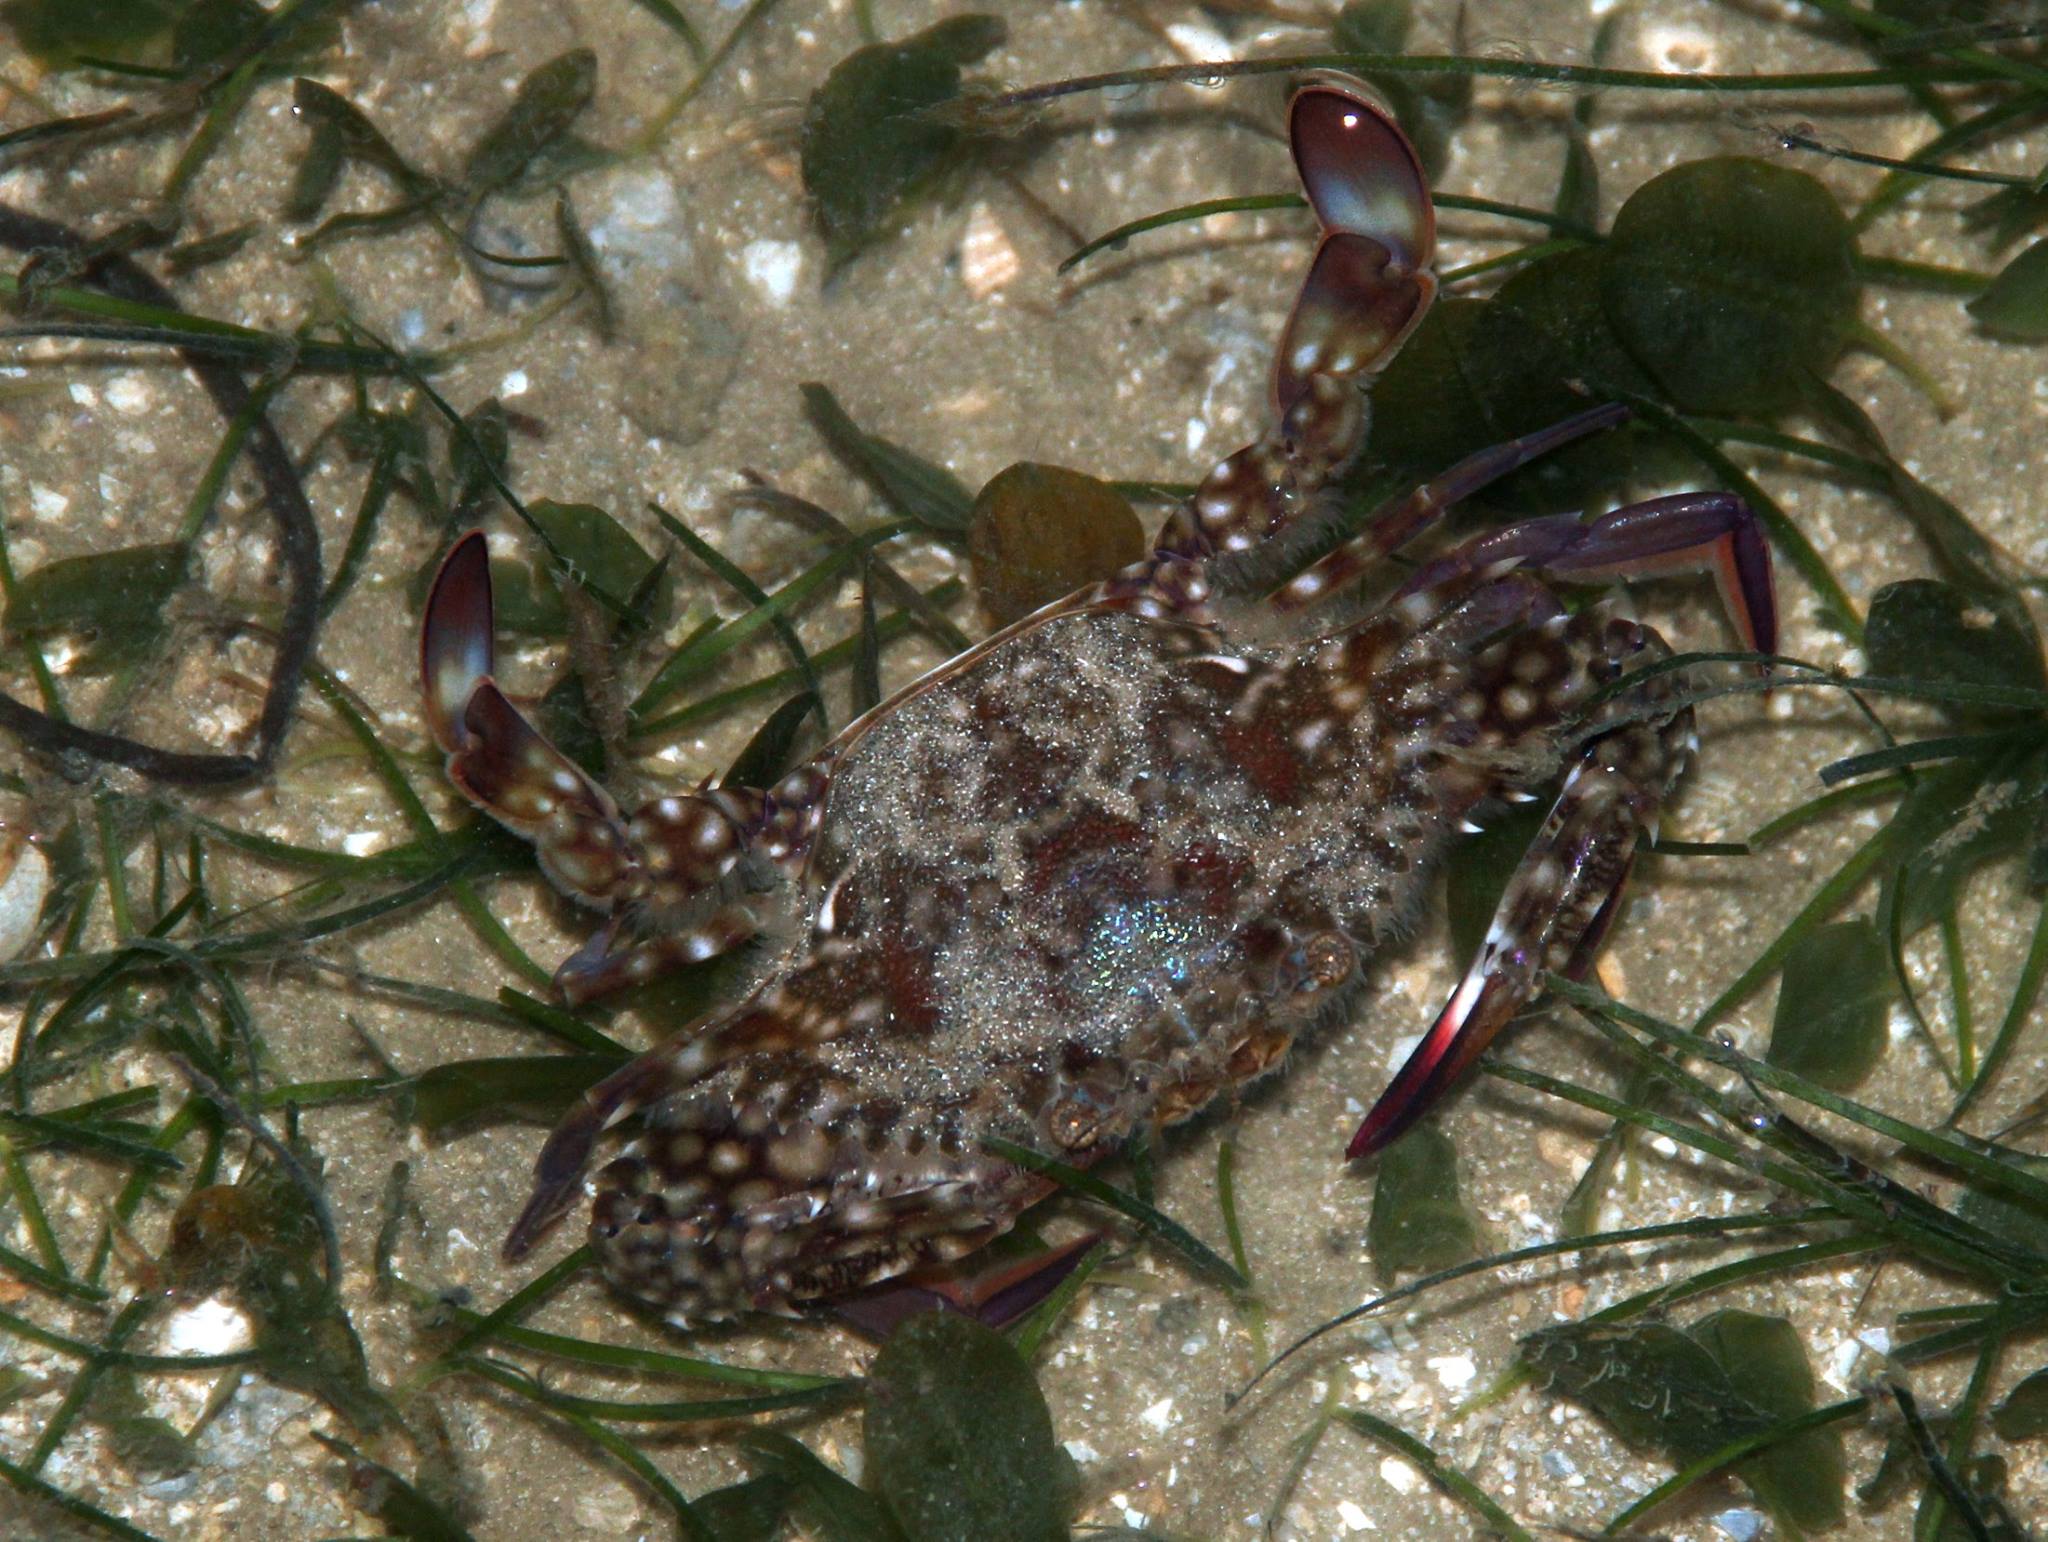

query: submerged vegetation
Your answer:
[0,0,2046,1535]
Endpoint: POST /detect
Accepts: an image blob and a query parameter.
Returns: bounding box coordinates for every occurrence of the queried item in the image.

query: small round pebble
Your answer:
[0,835,49,963]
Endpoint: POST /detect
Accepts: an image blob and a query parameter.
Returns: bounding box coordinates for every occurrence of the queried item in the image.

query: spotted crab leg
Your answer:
[1347,494,1777,1159]
[1158,75,1434,563]
[1269,402,1630,614]
[1347,704,1677,1158]
[423,532,806,1002]
[501,1041,682,1259]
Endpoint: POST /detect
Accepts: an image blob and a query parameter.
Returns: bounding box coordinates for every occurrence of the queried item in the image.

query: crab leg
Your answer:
[1269,402,1629,613]
[828,1229,1099,1339]
[1348,492,1777,1158]
[503,1030,719,1260]
[423,533,805,1001]
[1391,492,1778,656]
[1347,702,1683,1158]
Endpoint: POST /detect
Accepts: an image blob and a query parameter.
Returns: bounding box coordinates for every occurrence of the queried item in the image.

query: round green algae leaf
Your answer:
[967,462,1145,626]
[864,1311,1071,1542]
[1766,917,1892,1093]
[1968,238,2048,341]
[1366,1122,1484,1283]
[1601,156,1859,415]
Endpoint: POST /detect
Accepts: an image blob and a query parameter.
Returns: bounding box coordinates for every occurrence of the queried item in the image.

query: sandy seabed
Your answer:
[2,0,2046,1537]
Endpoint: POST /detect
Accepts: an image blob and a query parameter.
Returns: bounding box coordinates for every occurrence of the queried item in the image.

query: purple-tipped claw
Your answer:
[1275,76,1438,415]
[1348,862,1634,1161]
[1387,492,1777,662]
[422,531,496,754]
[1349,965,1511,1159]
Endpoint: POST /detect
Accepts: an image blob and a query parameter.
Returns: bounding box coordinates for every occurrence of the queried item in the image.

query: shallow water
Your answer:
[2,0,2046,1537]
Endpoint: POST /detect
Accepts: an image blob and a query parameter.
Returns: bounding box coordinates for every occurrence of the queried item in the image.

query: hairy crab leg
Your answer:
[1158,75,1434,565]
[1348,491,1778,1158]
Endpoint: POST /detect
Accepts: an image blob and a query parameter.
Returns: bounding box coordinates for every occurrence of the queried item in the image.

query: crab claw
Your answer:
[419,529,639,911]
[1274,75,1438,416]
[421,531,496,754]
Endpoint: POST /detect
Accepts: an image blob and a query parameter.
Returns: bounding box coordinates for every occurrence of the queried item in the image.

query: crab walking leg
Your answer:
[1269,403,1630,613]
[504,1033,718,1261]
[827,1230,1101,1339]
[502,970,861,1262]
[1346,489,1777,1158]
[588,1101,1061,1322]
[1393,492,1778,657]
[552,902,761,1003]
[516,1001,1081,1315]
[1347,697,1688,1158]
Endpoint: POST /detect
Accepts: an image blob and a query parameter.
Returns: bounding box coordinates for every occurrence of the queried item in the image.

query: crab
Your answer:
[420,73,1775,1326]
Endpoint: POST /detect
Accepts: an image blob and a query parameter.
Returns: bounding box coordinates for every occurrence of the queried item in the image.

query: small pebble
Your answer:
[1428,1352,1476,1390]
[1714,1507,1766,1541]
[1535,1127,1592,1177]
[741,239,803,304]
[0,834,50,963]
[163,1297,254,1355]
[571,1478,642,1530]
[959,202,1020,299]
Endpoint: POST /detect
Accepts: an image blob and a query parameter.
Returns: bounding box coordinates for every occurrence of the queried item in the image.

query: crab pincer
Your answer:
[1276,74,1436,422]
